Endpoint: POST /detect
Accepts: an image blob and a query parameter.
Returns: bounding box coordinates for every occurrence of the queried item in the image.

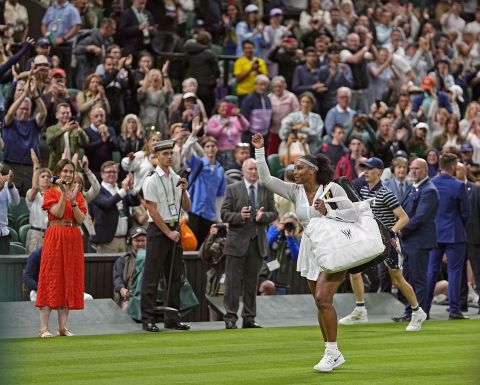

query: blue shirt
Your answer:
[3,117,41,164]
[42,1,81,40]
[0,184,20,236]
[187,156,226,222]
[324,105,355,135]
[292,64,320,95]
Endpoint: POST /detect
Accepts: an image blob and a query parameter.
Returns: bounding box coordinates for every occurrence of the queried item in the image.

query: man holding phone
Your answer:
[46,103,89,169]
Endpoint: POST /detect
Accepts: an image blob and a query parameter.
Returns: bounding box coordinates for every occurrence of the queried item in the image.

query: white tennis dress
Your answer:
[255,147,358,280]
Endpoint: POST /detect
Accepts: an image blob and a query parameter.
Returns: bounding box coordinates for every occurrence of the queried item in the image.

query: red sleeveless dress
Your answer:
[36,188,87,310]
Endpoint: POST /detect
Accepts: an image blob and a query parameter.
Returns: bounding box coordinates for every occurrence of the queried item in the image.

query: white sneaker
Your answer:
[314,350,345,372]
[338,307,368,325]
[406,308,427,332]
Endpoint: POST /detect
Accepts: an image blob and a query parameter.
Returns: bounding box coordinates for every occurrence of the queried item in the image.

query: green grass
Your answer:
[1,321,479,385]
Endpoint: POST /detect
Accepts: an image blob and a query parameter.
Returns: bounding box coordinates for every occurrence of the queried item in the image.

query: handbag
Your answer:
[181,218,198,251]
[303,182,386,273]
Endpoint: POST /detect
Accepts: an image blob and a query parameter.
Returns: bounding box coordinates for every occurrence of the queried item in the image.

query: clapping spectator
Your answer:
[292,47,324,111]
[76,73,110,128]
[432,115,462,153]
[278,131,310,167]
[299,0,331,35]
[407,122,430,159]
[267,38,303,90]
[220,3,240,55]
[235,4,265,58]
[117,114,145,158]
[466,115,480,165]
[0,170,20,254]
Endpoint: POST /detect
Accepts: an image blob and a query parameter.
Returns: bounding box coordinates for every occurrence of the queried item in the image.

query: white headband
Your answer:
[297,157,318,171]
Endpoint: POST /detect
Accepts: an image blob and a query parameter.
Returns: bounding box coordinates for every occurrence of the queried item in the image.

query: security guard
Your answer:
[141,140,192,332]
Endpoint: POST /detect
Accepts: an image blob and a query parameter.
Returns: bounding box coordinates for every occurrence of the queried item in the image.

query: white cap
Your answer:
[415,122,429,131]
[245,4,259,13]
[182,92,196,100]
[448,84,464,102]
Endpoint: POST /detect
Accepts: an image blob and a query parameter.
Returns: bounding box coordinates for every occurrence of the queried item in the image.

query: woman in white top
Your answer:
[26,150,51,253]
[252,133,357,373]
[121,132,161,192]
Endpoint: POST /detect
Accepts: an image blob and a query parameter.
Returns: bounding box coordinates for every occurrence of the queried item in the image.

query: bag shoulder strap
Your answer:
[320,182,349,203]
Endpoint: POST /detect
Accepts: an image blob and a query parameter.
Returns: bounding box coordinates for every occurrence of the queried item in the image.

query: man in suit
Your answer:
[221,158,277,329]
[90,161,140,253]
[119,0,156,57]
[395,159,439,322]
[427,153,470,320]
[456,162,480,313]
[383,157,411,202]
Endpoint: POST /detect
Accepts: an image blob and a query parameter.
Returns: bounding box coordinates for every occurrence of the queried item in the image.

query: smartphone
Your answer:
[191,104,199,115]
[226,103,235,117]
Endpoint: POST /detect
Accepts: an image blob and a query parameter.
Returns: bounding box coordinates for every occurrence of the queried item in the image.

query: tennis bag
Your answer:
[303,181,386,273]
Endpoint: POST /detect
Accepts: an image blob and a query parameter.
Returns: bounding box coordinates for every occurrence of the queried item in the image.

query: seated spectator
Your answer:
[278,132,310,167]
[407,122,430,160]
[324,87,355,136]
[372,117,406,169]
[206,100,250,167]
[169,92,205,134]
[234,40,268,106]
[82,107,118,178]
[90,161,140,253]
[426,148,440,178]
[121,132,160,193]
[113,226,147,311]
[345,113,377,153]
[46,103,89,170]
[169,78,208,127]
[2,76,47,195]
[25,150,50,253]
[223,142,250,185]
[184,119,226,246]
[459,142,480,181]
[320,124,348,167]
[0,170,20,254]
[117,114,145,159]
[138,66,173,140]
[466,115,480,165]
[335,135,365,181]
[432,115,463,153]
[73,17,117,90]
[279,92,324,155]
[76,73,110,128]
[268,76,299,156]
[412,76,452,121]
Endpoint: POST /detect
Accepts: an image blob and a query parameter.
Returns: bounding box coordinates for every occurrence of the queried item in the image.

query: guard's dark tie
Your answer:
[249,184,257,239]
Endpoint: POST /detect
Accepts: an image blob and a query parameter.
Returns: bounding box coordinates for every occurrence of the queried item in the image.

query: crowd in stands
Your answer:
[1,0,480,318]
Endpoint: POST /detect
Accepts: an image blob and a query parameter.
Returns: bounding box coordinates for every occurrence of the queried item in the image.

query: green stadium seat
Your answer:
[15,213,30,230]
[267,154,282,179]
[19,224,31,247]
[0,148,3,162]
[112,151,121,164]
[9,243,26,255]
[8,227,19,243]
[8,197,29,221]
[224,95,239,106]
[276,167,285,180]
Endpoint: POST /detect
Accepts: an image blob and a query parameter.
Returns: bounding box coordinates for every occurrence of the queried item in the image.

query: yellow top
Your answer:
[233,57,268,96]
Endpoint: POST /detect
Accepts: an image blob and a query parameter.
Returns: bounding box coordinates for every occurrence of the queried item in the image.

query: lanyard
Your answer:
[159,175,176,205]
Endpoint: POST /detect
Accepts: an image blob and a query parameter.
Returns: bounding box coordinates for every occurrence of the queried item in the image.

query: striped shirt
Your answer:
[360,181,400,229]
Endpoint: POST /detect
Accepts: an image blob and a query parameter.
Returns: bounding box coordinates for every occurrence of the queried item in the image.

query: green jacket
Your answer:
[46,123,89,170]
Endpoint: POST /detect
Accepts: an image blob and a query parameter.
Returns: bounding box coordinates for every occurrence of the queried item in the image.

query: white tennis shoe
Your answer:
[406,308,427,332]
[338,307,368,325]
[314,350,345,372]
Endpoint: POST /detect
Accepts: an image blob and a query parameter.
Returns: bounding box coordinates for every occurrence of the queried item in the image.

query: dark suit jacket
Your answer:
[221,181,277,257]
[83,125,118,173]
[384,178,411,202]
[466,182,480,245]
[118,8,155,55]
[431,173,470,243]
[90,186,141,244]
[400,178,439,253]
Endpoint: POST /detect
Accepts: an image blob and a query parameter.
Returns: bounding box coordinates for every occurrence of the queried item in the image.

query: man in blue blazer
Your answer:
[90,161,140,253]
[427,154,470,320]
[396,159,439,322]
[383,157,412,202]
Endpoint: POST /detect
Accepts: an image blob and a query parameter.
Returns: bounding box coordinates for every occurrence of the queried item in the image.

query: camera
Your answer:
[215,223,227,238]
[284,222,296,233]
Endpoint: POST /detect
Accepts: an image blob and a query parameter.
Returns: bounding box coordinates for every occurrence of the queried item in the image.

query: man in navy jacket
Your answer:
[427,154,470,320]
[397,159,439,322]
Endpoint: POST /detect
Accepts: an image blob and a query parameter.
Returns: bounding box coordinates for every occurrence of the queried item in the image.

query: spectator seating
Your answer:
[8,227,19,243]
[19,224,30,247]
[9,243,26,255]
[267,154,282,178]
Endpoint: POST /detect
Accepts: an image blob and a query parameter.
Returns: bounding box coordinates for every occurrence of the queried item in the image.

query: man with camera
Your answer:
[113,226,147,311]
[221,158,277,329]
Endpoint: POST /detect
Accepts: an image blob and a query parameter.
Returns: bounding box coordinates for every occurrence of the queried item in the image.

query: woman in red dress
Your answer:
[36,159,86,338]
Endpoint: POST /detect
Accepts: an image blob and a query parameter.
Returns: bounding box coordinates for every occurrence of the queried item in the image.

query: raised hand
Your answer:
[31,149,40,168]
[251,133,264,149]
[255,207,264,222]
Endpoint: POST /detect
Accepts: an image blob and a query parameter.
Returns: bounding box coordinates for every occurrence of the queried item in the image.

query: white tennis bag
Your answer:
[304,182,385,273]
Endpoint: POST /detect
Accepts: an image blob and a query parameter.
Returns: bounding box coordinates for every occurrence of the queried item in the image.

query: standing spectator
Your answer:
[466,116,480,165]
[405,37,434,86]
[426,148,440,178]
[279,92,324,155]
[427,153,470,320]
[407,122,430,160]
[128,51,153,115]
[117,114,145,159]
[121,132,160,193]
[118,0,156,57]
[113,226,147,311]
[46,103,89,170]
[263,8,292,77]
[334,136,364,181]
[221,157,277,329]
[25,151,50,253]
[235,4,265,58]
[184,32,220,117]
[168,78,208,127]
[2,77,47,196]
[432,115,463,154]
[206,100,250,166]
[299,0,331,35]
[76,73,110,128]
[74,0,98,29]
[170,123,203,172]
[267,38,302,90]
[440,1,466,32]
[40,0,81,86]
[82,107,118,177]
[4,0,29,43]
[90,161,139,253]
[184,120,226,246]
[138,65,173,141]
[318,43,353,119]
[73,18,117,90]
[268,76,300,156]
[366,48,394,108]
[224,143,250,185]
[233,40,268,107]
[0,170,19,254]
[220,3,240,56]
[292,47,325,111]
[324,87,355,136]
[375,7,392,46]
[394,159,439,322]
[383,157,411,202]
[319,124,348,167]
[412,76,452,121]
[326,7,348,42]
[36,159,86,338]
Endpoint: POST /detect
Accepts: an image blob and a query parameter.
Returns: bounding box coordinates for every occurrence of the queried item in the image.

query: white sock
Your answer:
[325,342,338,351]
